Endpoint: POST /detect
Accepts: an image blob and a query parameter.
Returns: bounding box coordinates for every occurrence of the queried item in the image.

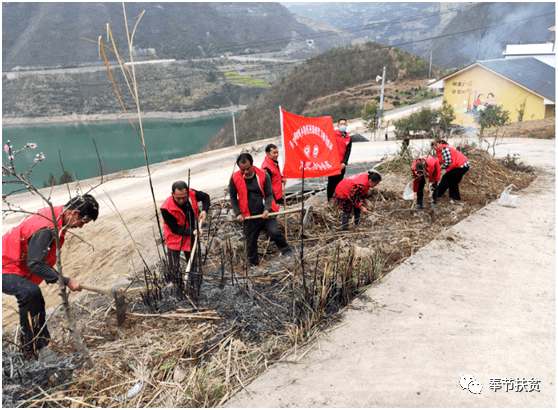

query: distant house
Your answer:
[503,43,556,67]
[428,58,555,128]
[504,25,555,67]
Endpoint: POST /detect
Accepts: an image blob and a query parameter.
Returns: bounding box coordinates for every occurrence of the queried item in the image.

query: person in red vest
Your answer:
[261,143,284,206]
[411,156,441,209]
[327,118,353,202]
[432,140,470,201]
[2,194,99,361]
[160,181,210,274]
[334,171,382,231]
[230,153,293,267]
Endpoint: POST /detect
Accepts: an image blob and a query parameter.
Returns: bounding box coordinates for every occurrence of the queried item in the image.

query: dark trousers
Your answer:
[243,217,290,266]
[341,207,361,231]
[2,274,50,354]
[417,178,438,206]
[327,168,346,201]
[168,248,192,273]
[437,167,469,201]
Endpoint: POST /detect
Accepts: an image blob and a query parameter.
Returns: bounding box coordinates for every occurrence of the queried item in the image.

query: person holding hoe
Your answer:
[2,195,99,362]
[230,153,294,267]
[160,181,210,274]
[333,171,382,231]
[411,155,441,209]
[432,140,470,202]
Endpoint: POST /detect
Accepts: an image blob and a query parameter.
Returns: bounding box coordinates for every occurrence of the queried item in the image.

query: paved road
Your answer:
[225,138,556,407]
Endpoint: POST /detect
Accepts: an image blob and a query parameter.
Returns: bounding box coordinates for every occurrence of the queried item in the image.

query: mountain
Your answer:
[2,2,346,71]
[286,2,555,68]
[203,42,434,151]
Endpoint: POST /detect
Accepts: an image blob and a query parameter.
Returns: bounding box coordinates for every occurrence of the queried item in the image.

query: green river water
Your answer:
[2,114,230,192]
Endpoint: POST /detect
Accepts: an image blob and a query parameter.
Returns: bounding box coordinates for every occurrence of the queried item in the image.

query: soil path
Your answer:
[224,138,556,407]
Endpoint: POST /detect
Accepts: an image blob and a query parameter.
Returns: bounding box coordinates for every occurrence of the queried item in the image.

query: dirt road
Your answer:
[224,138,556,407]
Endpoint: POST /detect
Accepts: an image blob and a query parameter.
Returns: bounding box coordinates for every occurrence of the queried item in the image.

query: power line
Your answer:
[167,3,478,55]
[2,12,554,91]
[3,3,481,68]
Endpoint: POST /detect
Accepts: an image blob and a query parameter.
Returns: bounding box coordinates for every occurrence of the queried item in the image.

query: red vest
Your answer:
[261,156,283,201]
[160,190,199,251]
[412,156,441,192]
[232,166,279,217]
[436,144,468,172]
[335,130,351,163]
[335,173,371,205]
[2,206,66,285]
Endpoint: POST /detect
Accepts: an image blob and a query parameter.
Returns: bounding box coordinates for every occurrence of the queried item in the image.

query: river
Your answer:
[2,114,231,191]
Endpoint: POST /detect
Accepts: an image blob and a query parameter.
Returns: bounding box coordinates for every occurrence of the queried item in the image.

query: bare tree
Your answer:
[3,142,103,368]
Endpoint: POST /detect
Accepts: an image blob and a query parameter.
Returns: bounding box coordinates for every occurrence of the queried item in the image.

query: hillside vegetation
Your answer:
[203,43,436,151]
[2,59,294,119]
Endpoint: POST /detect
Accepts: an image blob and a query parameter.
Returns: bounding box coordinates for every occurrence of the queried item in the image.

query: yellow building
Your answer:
[429,58,555,128]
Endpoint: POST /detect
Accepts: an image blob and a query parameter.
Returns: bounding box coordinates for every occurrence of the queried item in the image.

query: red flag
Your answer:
[281,109,341,179]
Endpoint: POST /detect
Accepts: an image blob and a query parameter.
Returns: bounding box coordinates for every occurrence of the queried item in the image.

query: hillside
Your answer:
[287,2,555,68]
[203,43,436,151]
[1,2,344,71]
[2,59,295,119]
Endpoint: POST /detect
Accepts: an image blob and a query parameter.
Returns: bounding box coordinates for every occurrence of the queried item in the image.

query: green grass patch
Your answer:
[223,71,271,87]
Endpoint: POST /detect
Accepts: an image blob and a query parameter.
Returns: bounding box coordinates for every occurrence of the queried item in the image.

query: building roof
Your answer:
[428,58,555,103]
[480,58,555,103]
[504,43,555,56]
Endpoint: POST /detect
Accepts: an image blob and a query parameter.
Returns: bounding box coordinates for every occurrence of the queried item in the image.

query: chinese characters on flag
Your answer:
[280,108,341,179]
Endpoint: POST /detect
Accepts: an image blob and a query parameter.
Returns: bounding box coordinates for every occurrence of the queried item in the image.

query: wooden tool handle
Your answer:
[244,207,303,220]
[78,282,113,297]
[185,232,199,273]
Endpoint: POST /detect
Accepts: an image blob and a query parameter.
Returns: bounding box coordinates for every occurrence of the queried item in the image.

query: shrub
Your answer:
[479,105,510,133]
[361,101,380,131]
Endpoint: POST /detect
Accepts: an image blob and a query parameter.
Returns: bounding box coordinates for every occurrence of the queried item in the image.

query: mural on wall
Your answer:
[443,65,547,128]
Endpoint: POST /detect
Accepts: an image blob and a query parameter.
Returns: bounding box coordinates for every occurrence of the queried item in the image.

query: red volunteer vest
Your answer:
[335,130,351,163]
[160,190,199,251]
[261,156,283,201]
[2,206,66,286]
[412,156,441,192]
[335,173,371,205]
[233,166,279,217]
[436,144,468,172]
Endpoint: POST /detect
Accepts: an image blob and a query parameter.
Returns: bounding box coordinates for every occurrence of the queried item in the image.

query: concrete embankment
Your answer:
[2,106,247,126]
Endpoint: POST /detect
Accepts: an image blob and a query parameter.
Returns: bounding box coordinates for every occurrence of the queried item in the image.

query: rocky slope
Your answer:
[287,2,555,68]
[2,2,344,71]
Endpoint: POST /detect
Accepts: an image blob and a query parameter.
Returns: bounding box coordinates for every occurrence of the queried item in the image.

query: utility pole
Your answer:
[429,50,433,78]
[376,66,386,141]
[231,109,237,145]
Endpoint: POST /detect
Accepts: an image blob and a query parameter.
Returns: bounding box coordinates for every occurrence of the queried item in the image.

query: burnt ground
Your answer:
[2,146,537,408]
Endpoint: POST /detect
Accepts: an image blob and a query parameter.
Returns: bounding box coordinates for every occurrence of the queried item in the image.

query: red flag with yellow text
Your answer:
[280,109,341,179]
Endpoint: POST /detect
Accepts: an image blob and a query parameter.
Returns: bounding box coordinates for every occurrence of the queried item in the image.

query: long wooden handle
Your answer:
[78,282,113,297]
[244,207,303,220]
[185,231,199,272]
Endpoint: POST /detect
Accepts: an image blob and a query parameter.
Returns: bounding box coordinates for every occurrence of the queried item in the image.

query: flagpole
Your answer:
[279,106,288,237]
[283,179,288,237]
[279,106,285,166]
[300,162,307,303]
